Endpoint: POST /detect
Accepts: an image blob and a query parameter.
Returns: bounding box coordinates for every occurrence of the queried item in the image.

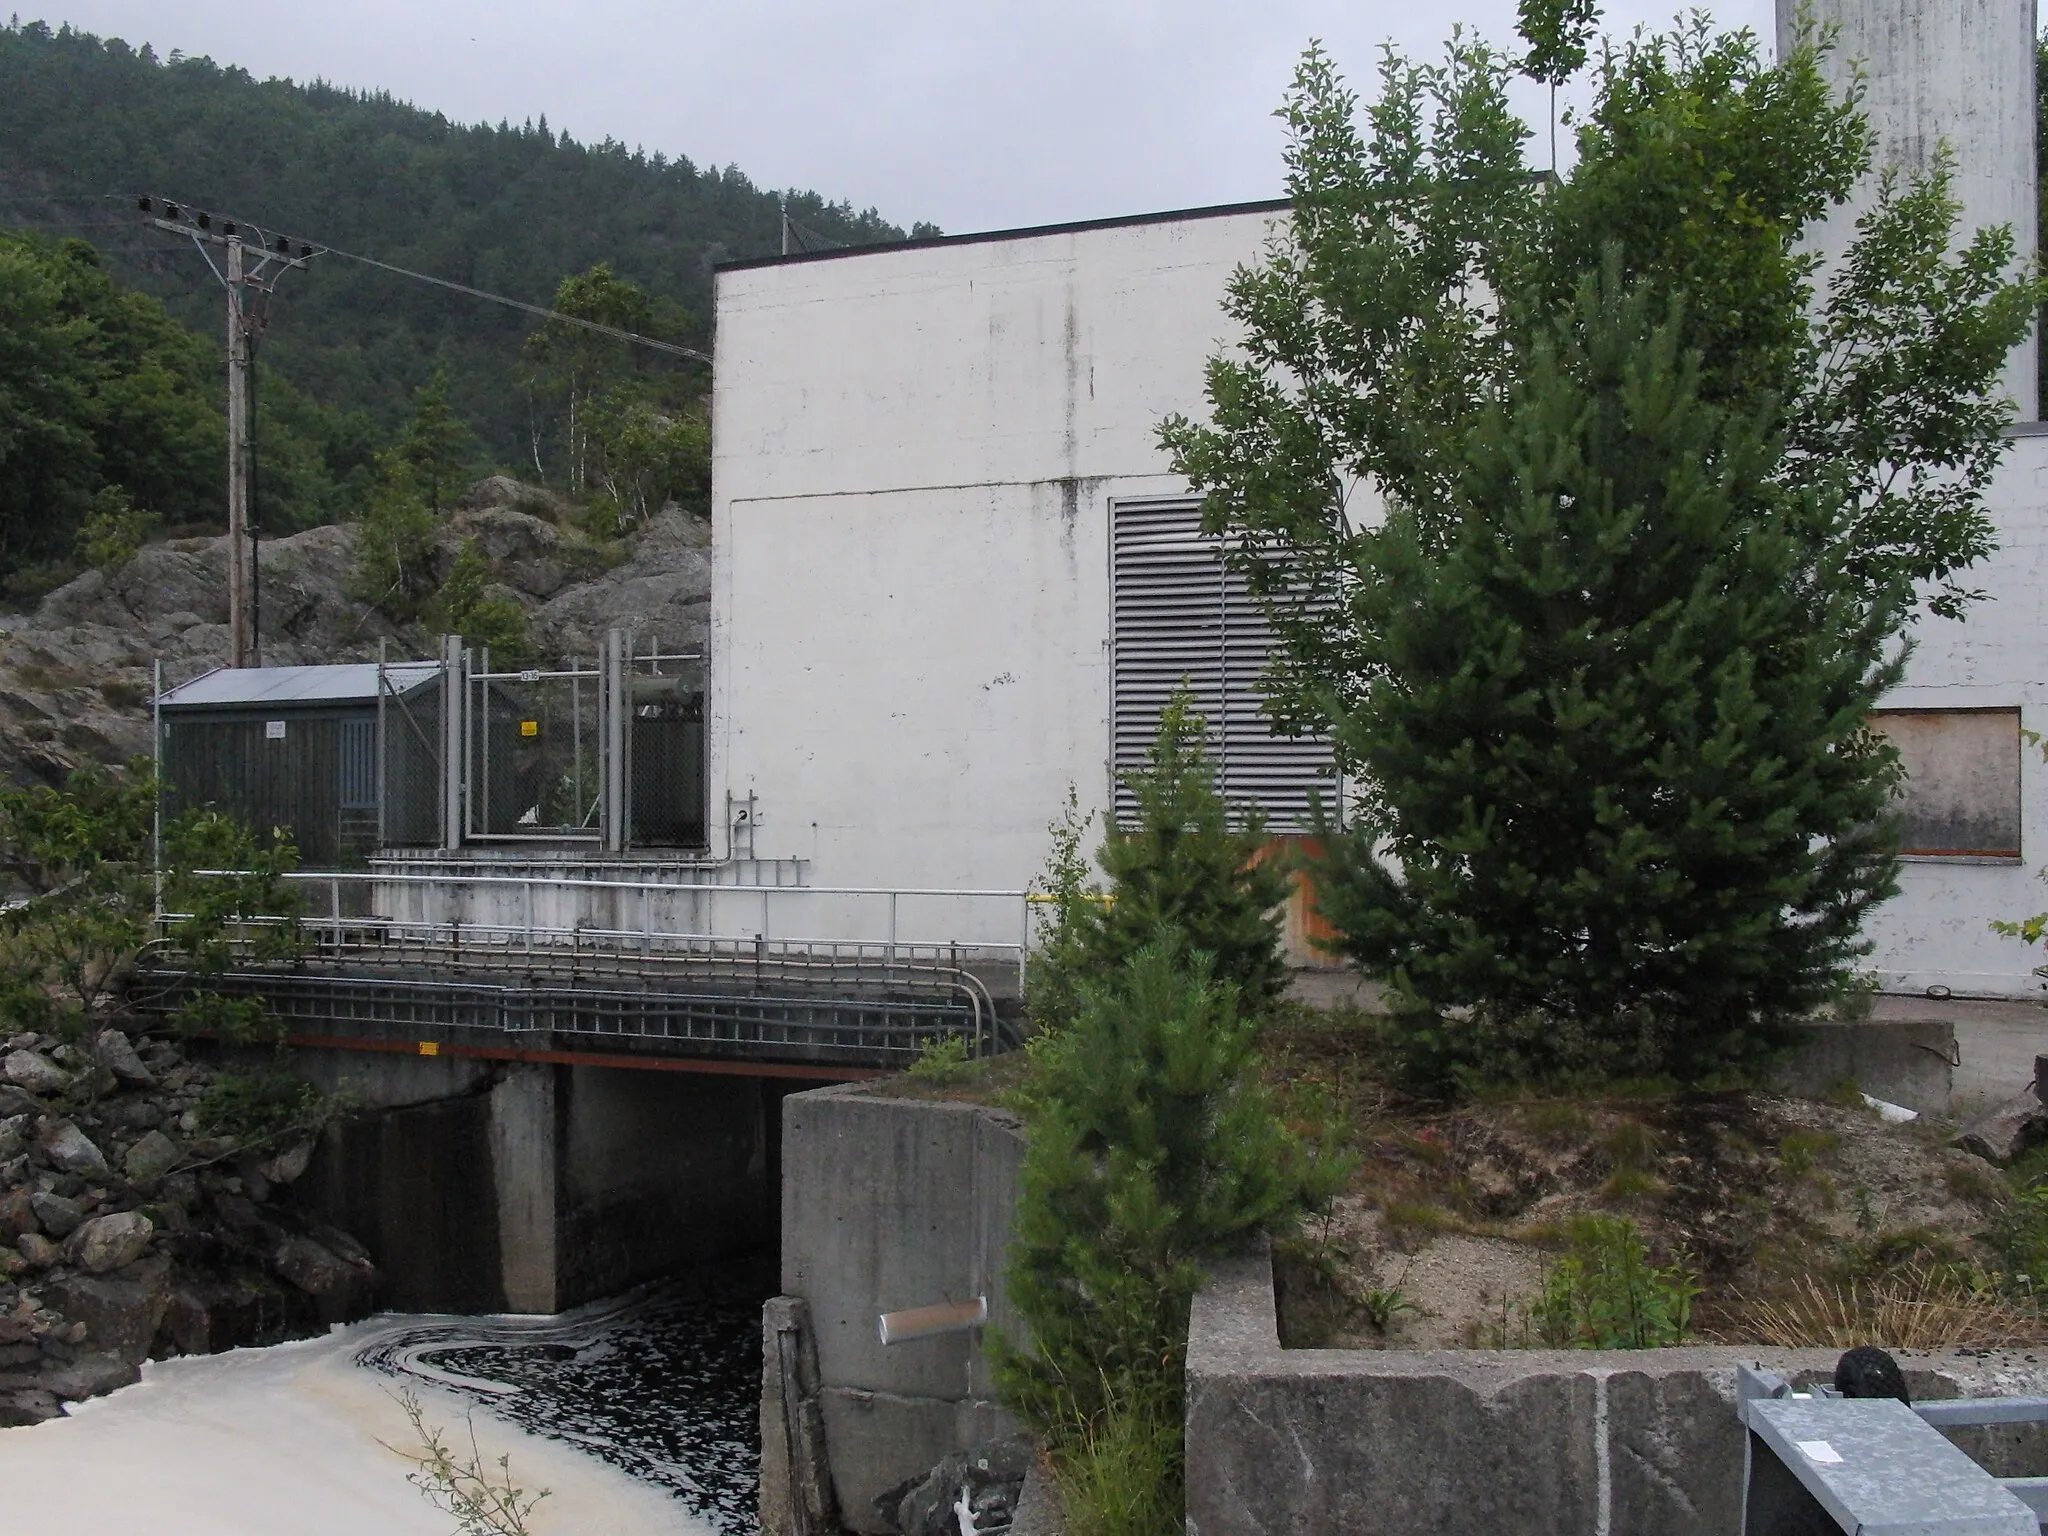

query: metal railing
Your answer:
[258,868,1032,987]
[151,868,1034,1060]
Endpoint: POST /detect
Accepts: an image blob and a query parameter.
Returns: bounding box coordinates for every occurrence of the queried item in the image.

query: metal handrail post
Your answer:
[1018,894,1030,1004]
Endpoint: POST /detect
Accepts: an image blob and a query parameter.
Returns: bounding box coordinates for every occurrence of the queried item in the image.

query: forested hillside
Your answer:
[0,18,930,553]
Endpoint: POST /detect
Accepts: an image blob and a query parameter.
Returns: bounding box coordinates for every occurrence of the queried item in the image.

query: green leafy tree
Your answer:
[0,232,221,594]
[1517,0,1599,170]
[350,454,440,619]
[0,762,298,1046]
[73,485,160,571]
[584,390,710,530]
[1161,19,2036,1084]
[523,265,656,494]
[994,946,1326,1533]
[0,761,157,1037]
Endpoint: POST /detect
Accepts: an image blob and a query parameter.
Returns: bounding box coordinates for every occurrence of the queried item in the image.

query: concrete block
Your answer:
[781,1084,1026,1402]
[1183,1247,2048,1536]
[781,1083,1028,1532]
[761,1296,838,1536]
[1773,1019,1955,1115]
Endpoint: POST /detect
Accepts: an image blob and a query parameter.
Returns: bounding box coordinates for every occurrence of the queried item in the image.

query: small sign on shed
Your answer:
[265,720,286,741]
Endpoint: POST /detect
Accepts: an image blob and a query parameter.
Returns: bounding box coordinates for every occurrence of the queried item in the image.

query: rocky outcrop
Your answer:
[0,477,711,786]
[0,1026,379,1425]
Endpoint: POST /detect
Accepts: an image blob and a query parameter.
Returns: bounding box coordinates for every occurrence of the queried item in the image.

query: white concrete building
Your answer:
[708,0,2048,996]
[709,202,1334,957]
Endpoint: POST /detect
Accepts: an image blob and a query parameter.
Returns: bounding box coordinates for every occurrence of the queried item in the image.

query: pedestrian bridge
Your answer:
[136,869,1031,1078]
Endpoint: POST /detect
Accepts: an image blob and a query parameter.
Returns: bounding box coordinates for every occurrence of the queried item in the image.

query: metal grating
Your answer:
[1110,499,1336,831]
[133,965,997,1070]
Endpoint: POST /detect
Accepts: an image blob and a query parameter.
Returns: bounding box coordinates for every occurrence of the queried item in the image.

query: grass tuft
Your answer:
[1727,1266,2046,1350]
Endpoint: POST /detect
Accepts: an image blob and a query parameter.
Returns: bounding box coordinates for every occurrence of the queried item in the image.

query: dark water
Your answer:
[354,1259,771,1532]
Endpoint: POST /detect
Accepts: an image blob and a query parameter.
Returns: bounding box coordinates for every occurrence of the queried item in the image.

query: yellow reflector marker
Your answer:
[418,1041,440,1057]
[520,719,539,737]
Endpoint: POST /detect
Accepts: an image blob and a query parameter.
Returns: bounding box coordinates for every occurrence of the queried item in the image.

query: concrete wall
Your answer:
[295,1053,779,1313]
[1785,0,2038,417]
[710,206,1283,941]
[1185,1247,2048,1536]
[779,1082,1026,1532]
[1860,433,2048,997]
[709,56,2048,995]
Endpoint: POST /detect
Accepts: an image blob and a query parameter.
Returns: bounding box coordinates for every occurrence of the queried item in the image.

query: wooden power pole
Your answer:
[138,198,319,666]
[224,235,252,667]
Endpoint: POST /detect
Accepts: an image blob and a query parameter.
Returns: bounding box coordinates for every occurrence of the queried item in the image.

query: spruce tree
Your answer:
[1079,691,1292,1014]
[1311,269,1904,1083]
[995,946,1315,1528]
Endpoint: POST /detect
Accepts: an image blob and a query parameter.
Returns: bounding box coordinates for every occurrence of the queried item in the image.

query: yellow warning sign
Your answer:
[520,719,539,737]
[418,1041,441,1057]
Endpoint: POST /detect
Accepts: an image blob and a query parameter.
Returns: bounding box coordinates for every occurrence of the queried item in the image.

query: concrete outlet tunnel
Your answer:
[278,1045,816,1313]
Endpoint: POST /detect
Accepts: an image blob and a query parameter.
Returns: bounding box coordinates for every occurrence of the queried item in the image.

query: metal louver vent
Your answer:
[1110,499,1336,832]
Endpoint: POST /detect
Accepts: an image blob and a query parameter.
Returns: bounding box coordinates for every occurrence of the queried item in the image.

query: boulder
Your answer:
[46,1259,172,1360]
[16,1232,57,1269]
[101,1097,162,1131]
[1957,1090,2048,1164]
[94,1030,155,1088]
[124,1130,180,1183]
[0,1112,26,1161]
[41,1351,140,1401]
[257,1139,313,1187]
[0,1187,31,1245]
[69,1211,153,1274]
[2,1050,69,1096]
[271,1234,372,1324]
[0,1386,60,1427]
[29,1192,83,1239]
[887,1435,1036,1536]
[0,1085,39,1117]
[38,1120,109,1178]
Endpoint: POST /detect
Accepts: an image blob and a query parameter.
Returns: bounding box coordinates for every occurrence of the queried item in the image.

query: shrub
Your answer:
[434,539,530,663]
[1531,1214,1698,1348]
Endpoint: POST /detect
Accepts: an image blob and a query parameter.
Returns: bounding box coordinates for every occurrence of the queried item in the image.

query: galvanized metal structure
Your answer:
[1738,1365,2048,1532]
[156,630,708,868]
[142,869,1029,1072]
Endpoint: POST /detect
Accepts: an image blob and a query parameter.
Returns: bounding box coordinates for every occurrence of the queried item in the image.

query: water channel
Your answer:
[361,1260,771,1531]
[0,1259,772,1535]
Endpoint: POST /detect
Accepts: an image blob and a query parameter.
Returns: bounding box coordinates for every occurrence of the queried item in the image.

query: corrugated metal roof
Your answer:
[157,662,440,709]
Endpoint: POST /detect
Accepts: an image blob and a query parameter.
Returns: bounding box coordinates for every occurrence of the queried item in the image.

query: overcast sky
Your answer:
[27,1,1776,234]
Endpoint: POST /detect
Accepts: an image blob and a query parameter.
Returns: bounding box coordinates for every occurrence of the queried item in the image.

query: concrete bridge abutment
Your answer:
[286,1046,795,1313]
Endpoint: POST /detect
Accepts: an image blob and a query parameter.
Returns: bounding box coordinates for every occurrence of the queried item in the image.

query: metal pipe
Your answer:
[151,657,163,921]
[878,1297,986,1346]
[375,638,387,851]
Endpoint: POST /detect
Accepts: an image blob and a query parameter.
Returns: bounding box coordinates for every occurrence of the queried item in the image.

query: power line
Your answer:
[318,242,710,363]
[135,194,710,364]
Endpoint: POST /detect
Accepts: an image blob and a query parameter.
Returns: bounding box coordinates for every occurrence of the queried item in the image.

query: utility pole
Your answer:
[224,235,251,667]
[780,193,791,257]
[138,198,321,666]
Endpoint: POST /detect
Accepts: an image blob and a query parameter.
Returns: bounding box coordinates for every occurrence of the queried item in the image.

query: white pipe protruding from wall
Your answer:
[1781,0,2039,418]
[877,1296,987,1345]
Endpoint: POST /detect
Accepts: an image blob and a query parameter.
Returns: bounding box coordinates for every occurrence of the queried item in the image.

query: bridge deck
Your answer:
[133,949,1021,1074]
